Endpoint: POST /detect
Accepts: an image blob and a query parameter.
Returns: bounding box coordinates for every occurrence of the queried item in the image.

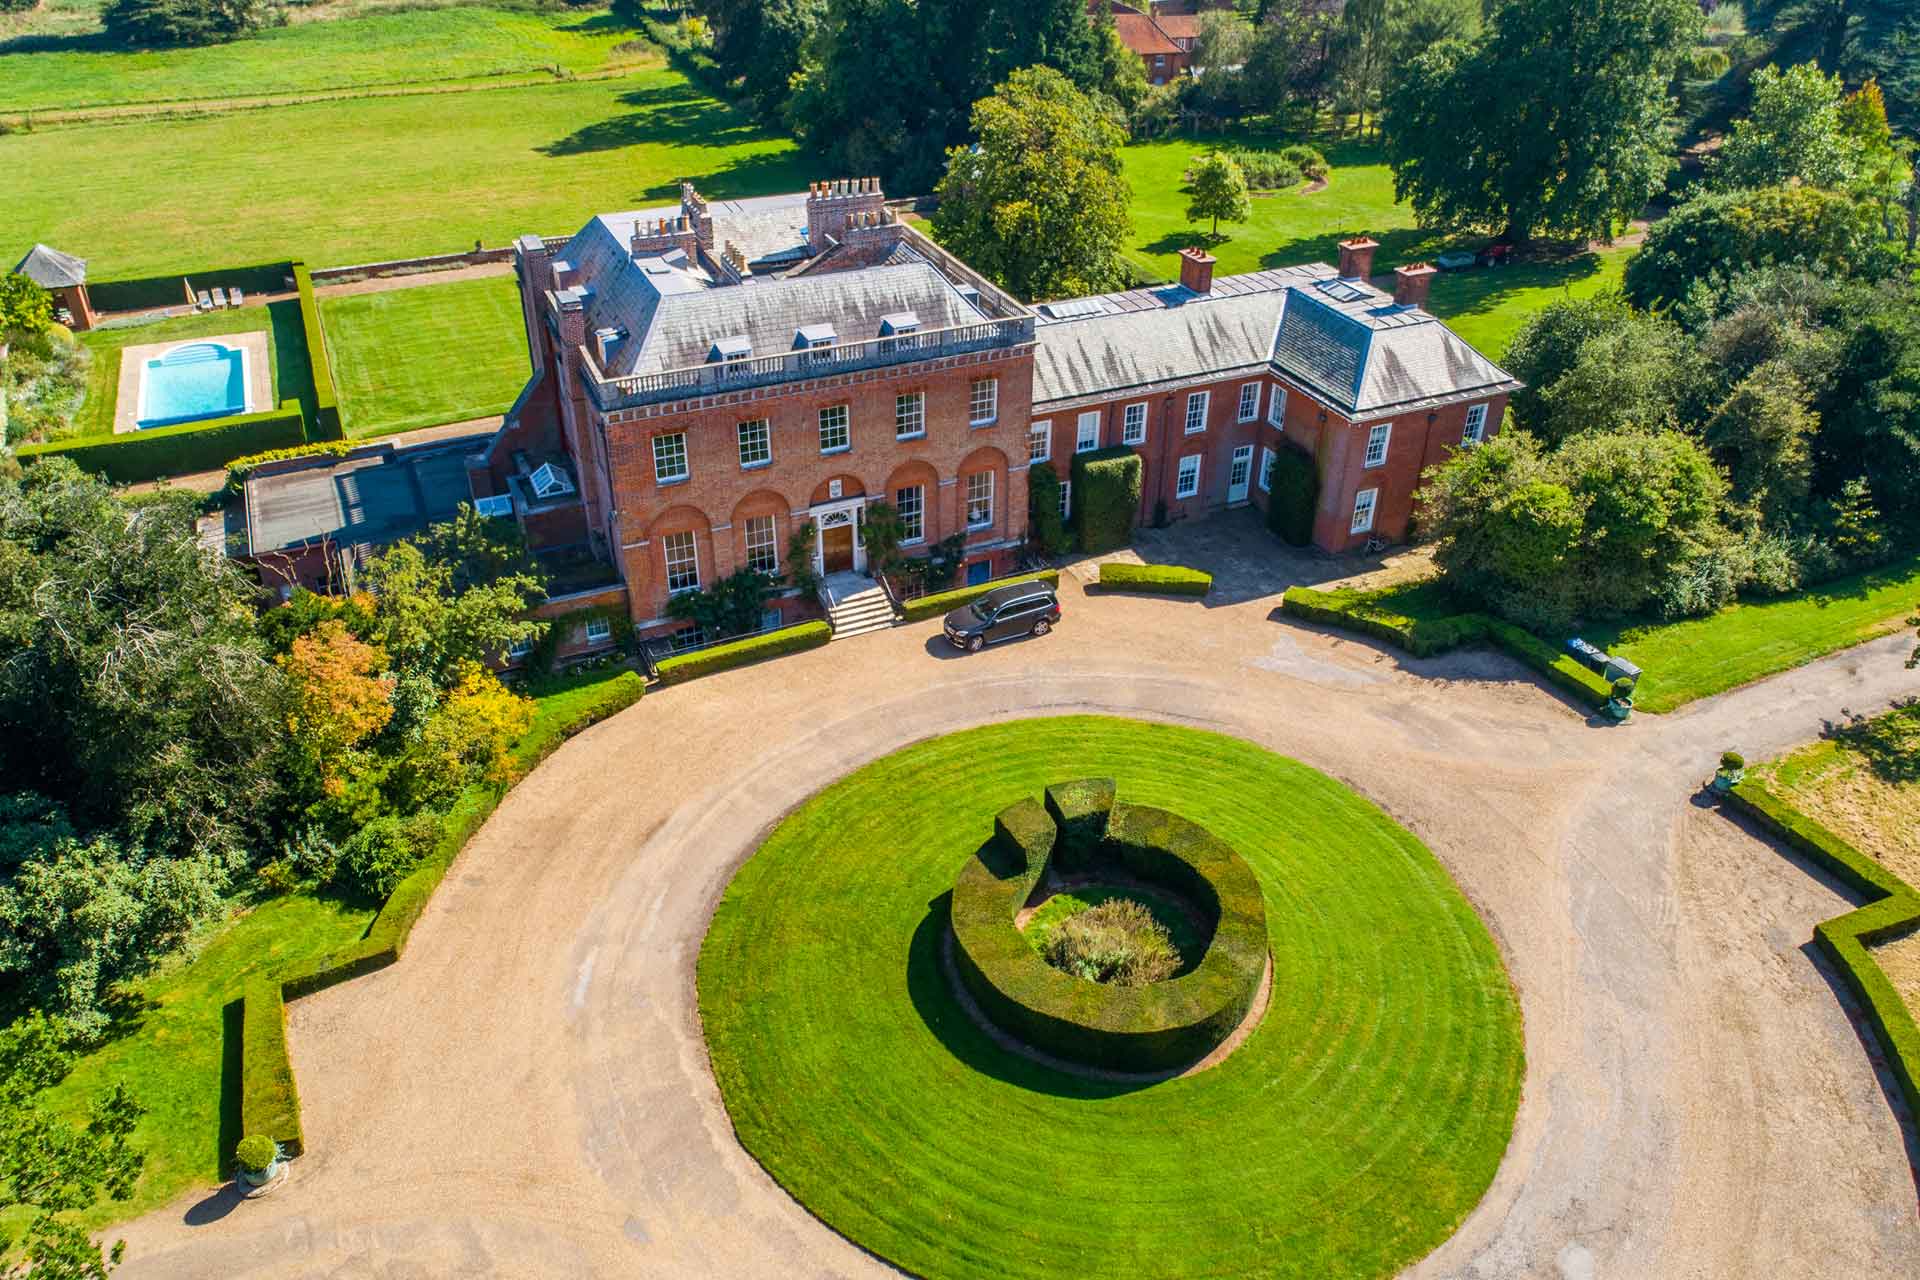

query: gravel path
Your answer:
[113,578,1920,1279]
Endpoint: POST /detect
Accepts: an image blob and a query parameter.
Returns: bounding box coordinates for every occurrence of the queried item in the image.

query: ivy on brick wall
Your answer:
[1265,445,1319,547]
[1027,462,1071,555]
[1071,447,1142,554]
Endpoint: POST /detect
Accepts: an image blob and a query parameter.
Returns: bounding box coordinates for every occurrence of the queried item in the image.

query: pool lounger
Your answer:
[211,288,228,308]
[196,290,212,311]
[229,287,245,307]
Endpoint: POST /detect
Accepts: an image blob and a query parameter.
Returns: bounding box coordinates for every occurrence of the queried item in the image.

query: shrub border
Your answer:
[1281,587,1613,709]
[901,571,1061,623]
[16,401,309,484]
[238,670,645,1154]
[948,780,1268,1073]
[1724,780,1920,1121]
[1097,563,1212,597]
[654,621,832,685]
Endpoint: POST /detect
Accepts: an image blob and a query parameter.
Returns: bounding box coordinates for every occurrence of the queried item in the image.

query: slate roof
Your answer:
[1033,266,1520,415]
[13,244,87,289]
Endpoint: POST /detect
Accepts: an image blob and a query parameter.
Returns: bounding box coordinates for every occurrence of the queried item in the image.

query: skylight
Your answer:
[1041,298,1106,320]
[529,463,575,500]
[1313,279,1371,305]
[474,494,514,518]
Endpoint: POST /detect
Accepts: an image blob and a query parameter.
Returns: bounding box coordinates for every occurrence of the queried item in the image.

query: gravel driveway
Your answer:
[113,572,1920,1279]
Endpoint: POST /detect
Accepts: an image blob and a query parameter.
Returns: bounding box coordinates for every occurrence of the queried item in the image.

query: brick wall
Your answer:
[1312,394,1508,552]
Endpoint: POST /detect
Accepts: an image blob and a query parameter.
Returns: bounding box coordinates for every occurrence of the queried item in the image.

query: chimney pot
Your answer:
[1393,262,1437,308]
[1337,237,1380,280]
[1178,245,1216,295]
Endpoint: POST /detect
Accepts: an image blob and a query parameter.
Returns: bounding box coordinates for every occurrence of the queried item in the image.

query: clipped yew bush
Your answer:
[1071,446,1143,554]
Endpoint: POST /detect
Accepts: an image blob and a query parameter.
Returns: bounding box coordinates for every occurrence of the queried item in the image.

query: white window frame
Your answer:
[1238,382,1261,423]
[583,617,613,645]
[652,432,689,484]
[1257,446,1276,493]
[1122,402,1147,445]
[662,530,699,594]
[1175,453,1201,499]
[896,484,925,545]
[744,514,779,574]
[1059,480,1072,522]
[896,391,926,440]
[736,418,771,469]
[819,404,851,454]
[1029,420,1052,464]
[666,625,705,653]
[1462,403,1488,445]
[966,470,994,528]
[1363,422,1392,469]
[1184,390,1209,434]
[1075,410,1101,454]
[1351,488,1378,534]
[507,635,534,660]
[969,377,998,426]
[1268,384,1287,427]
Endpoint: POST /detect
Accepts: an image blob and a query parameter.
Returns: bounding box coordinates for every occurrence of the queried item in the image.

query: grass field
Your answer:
[12,668,639,1233]
[0,7,652,114]
[322,274,531,437]
[1426,244,1635,360]
[1584,553,1920,714]
[699,716,1522,1280]
[4,61,808,281]
[66,302,315,438]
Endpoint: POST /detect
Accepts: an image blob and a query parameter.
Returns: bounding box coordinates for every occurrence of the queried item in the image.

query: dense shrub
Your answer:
[1042,899,1178,985]
[1624,185,1879,310]
[1071,446,1142,554]
[239,977,302,1154]
[654,621,831,685]
[233,1135,277,1174]
[1098,563,1211,596]
[0,327,88,447]
[949,784,1267,1073]
[1027,462,1070,555]
[100,0,266,47]
[17,402,307,484]
[1228,149,1301,191]
[1263,444,1317,546]
[900,571,1061,623]
[337,812,441,900]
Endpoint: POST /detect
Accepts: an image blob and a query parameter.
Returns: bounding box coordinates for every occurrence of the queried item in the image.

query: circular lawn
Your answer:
[696,716,1523,1280]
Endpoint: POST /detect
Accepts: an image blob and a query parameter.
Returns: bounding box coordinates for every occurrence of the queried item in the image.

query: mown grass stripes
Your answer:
[698,716,1522,1280]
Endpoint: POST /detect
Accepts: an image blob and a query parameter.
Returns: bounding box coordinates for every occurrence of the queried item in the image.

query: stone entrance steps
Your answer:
[820,574,897,640]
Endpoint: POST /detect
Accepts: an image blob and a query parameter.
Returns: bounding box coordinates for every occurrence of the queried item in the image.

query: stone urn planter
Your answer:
[234,1135,287,1198]
[1712,751,1746,795]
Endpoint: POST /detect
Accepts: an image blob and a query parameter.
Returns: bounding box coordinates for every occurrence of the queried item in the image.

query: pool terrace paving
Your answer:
[112,329,271,433]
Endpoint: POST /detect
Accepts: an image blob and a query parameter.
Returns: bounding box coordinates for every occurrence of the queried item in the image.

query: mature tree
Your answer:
[1704,360,1819,528]
[1711,62,1862,191]
[1505,296,1703,443]
[1623,184,1875,308]
[1811,280,1920,524]
[1744,0,1920,131]
[0,1016,141,1278]
[689,0,823,120]
[277,621,394,800]
[1186,151,1252,240]
[0,460,288,867]
[388,663,534,813]
[1241,0,1343,117]
[0,278,53,338]
[415,503,542,594]
[932,67,1132,301]
[1382,0,1701,242]
[1504,292,1641,425]
[99,0,263,47]
[359,539,544,692]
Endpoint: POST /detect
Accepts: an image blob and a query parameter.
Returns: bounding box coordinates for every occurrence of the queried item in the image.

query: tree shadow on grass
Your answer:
[539,83,780,157]
[906,890,1153,1101]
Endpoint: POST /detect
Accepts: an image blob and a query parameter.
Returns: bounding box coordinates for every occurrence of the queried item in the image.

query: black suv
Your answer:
[943,582,1062,652]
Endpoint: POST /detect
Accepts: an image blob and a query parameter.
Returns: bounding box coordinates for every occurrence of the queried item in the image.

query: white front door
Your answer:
[1227,445,1254,504]
[812,499,867,576]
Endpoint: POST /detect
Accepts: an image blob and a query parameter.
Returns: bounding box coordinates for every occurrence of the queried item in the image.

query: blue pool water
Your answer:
[138,342,247,429]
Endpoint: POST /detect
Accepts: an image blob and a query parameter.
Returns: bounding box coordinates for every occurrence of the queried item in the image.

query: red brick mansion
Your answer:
[469,178,1518,648]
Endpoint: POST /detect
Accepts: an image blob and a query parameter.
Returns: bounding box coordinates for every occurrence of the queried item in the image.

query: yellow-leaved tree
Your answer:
[278,619,395,798]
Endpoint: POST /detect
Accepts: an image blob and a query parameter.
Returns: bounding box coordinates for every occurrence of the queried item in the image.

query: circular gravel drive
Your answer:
[700,718,1523,1280]
[110,573,1920,1278]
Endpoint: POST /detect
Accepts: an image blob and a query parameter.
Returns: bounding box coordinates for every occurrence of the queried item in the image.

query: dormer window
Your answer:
[593,326,626,368]
[529,462,574,500]
[709,335,753,364]
[879,312,921,337]
[795,323,837,350]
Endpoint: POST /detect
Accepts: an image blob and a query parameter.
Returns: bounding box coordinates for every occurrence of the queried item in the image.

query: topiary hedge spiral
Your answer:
[948,779,1268,1072]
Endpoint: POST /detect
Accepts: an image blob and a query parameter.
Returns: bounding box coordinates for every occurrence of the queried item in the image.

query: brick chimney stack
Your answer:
[1177,245,1216,295]
[1337,236,1379,280]
[806,177,888,253]
[1393,262,1437,308]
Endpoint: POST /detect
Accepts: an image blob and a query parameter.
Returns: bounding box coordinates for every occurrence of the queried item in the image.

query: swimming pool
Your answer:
[137,341,249,430]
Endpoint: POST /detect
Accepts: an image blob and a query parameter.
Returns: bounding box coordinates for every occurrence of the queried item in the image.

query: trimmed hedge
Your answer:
[1028,461,1070,555]
[17,401,307,484]
[901,571,1061,623]
[655,621,831,685]
[1264,444,1318,547]
[1726,781,1920,1122]
[293,263,343,441]
[950,781,1268,1073]
[1281,588,1612,710]
[1098,563,1212,597]
[1071,446,1143,554]
[239,670,643,1154]
[238,976,303,1156]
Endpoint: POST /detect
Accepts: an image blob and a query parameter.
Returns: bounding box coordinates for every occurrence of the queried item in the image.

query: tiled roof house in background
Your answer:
[12,243,96,331]
[1092,0,1237,83]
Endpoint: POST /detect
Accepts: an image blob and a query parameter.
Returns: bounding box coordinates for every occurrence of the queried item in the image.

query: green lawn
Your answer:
[1426,244,1635,360]
[4,63,808,281]
[1584,553,1920,714]
[322,274,531,437]
[14,667,640,1232]
[700,716,1522,1280]
[0,7,651,114]
[68,302,315,438]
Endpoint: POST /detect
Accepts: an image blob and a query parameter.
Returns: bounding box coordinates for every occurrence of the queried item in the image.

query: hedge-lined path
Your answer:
[113,571,1920,1278]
